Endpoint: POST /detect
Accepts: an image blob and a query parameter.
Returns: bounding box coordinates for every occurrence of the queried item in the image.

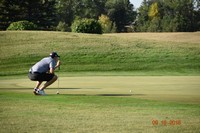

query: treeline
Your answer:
[0,0,199,32]
[136,0,200,32]
[0,0,136,32]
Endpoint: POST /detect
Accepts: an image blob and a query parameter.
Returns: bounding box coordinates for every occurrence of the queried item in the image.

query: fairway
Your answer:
[1,0,200,132]
[1,76,200,103]
[0,31,200,132]
[0,76,200,133]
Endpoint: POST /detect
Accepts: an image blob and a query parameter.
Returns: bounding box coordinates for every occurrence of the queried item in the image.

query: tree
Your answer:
[40,0,57,30]
[147,2,161,32]
[135,0,150,32]
[0,0,57,30]
[193,0,200,31]
[56,0,74,26]
[0,0,27,30]
[105,0,136,32]
[73,0,106,19]
[163,0,197,32]
[98,14,117,33]
[148,2,159,19]
[136,0,199,32]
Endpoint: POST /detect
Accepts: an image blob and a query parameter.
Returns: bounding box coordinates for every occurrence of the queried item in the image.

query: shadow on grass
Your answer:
[50,93,145,97]
[0,88,145,97]
[49,88,82,90]
[0,88,100,90]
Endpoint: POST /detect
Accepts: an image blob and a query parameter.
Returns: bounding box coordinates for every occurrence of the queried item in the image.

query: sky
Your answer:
[130,0,143,9]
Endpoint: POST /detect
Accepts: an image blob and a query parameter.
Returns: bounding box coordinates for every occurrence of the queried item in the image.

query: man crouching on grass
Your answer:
[28,52,61,95]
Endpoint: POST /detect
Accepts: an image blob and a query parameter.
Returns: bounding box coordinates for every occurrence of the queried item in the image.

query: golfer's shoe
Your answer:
[37,90,46,96]
[33,88,39,95]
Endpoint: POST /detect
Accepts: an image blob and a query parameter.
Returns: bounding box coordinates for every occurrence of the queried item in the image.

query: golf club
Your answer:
[56,66,60,94]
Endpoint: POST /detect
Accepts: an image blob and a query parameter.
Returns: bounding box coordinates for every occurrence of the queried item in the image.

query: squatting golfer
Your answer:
[28,52,61,95]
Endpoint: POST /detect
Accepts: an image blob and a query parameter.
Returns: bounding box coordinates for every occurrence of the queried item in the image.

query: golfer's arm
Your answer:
[55,60,61,69]
[49,68,55,74]
[55,65,60,70]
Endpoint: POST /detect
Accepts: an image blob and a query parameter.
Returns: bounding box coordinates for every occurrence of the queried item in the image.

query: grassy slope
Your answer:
[0,31,200,132]
[0,31,200,76]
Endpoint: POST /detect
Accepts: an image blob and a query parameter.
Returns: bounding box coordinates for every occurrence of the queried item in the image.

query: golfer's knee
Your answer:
[53,75,58,81]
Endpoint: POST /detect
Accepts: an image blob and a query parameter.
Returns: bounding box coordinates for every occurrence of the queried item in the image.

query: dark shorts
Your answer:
[28,72,54,82]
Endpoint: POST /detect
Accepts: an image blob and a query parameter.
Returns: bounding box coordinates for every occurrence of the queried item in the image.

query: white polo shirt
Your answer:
[30,57,56,73]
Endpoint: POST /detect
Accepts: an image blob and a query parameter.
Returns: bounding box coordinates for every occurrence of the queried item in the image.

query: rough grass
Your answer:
[0,31,200,76]
[0,92,199,133]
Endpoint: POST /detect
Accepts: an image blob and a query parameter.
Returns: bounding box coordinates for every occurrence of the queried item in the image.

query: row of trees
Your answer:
[136,0,200,32]
[0,0,199,32]
[0,0,136,32]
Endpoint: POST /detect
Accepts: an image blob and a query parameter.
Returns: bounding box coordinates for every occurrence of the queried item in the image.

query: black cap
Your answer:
[50,52,60,58]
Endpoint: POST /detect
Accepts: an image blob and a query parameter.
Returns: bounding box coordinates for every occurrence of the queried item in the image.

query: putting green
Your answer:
[0,76,199,103]
[0,76,200,133]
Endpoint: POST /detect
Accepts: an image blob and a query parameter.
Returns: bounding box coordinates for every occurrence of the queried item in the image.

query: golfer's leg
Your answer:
[40,75,58,90]
[35,81,43,89]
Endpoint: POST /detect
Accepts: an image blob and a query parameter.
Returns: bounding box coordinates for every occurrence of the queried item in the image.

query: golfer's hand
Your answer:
[56,60,61,68]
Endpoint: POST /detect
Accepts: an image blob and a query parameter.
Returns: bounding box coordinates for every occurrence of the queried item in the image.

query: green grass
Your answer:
[0,92,199,133]
[0,31,200,76]
[0,75,200,132]
[0,31,200,132]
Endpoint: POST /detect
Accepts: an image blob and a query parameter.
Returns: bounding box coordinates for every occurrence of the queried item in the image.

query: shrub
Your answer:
[71,18,102,34]
[7,20,37,30]
[98,14,117,33]
[56,21,70,32]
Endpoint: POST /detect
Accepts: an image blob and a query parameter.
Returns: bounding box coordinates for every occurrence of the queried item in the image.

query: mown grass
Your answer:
[1,31,199,133]
[0,92,199,133]
[0,31,200,76]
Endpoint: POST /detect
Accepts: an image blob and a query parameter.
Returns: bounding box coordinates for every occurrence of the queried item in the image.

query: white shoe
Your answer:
[33,88,39,95]
[37,90,46,96]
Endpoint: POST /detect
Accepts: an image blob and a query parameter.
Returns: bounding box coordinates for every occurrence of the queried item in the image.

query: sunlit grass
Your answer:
[0,92,199,133]
[0,31,200,76]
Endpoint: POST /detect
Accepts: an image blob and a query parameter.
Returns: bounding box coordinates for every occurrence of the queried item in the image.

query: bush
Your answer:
[56,21,70,32]
[71,18,102,34]
[98,14,117,33]
[7,20,37,30]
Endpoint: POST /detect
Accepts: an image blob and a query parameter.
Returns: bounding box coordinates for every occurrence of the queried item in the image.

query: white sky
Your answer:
[130,0,143,9]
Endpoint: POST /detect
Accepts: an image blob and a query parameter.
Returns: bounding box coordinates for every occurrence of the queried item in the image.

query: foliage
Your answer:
[148,2,159,19]
[135,1,149,32]
[105,0,136,32]
[98,14,117,33]
[71,18,102,34]
[147,17,161,32]
[58,0,135,32]
[56,0,74,26]
[161,16,176,32]
[0,0,199,32]
[136,0,200,32]
[7,21,37,31]
[56,21,70,32]
[73,0,106,19]
[0,0,57,30]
